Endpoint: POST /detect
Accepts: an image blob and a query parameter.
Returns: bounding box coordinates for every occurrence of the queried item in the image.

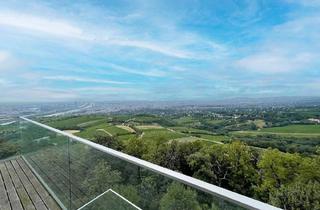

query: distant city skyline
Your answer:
[0,0,320,102]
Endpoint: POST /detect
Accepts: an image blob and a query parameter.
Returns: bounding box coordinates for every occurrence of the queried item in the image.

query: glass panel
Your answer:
[11,119,252,210]
[19,120,71,209]
[68,139,246,210]
[0,118,20,160]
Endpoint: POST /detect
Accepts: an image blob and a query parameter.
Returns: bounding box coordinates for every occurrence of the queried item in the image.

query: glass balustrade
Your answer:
[0,117,280,210]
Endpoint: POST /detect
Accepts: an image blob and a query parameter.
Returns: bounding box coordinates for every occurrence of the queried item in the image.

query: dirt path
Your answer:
[169,128,223,144]
[167,128,176,133]
[136,125,163,130]
[96,129,113,137]
[138,132,145,139]
[116,125,136,133]
[63,130,80,134]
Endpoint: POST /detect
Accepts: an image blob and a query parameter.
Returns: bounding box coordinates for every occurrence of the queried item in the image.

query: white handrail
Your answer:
[20,116,281,210]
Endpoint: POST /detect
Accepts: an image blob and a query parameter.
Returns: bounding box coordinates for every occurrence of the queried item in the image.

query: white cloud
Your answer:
[286,0,320,7]
[0,78,10,86]
[0,10,227,60]
[0,51,10,63]
[0,83,149,102]
[0,11,196,59]
[43,76,129,84]
[235,10,320,74]
[306,79,320,90]
[272,16,320,40]
[0,12,90,40]
[236,52,315,73]
[107,63,167,77]
[0,50,22,72]
[108,39,191,59]
[73,86,148,94]
[0,88,78,102]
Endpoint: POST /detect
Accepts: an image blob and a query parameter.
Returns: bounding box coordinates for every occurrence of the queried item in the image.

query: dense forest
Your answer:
[95,134,320,210]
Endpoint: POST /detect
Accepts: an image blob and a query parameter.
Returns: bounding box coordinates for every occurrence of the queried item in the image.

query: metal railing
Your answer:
[20,116,281,210]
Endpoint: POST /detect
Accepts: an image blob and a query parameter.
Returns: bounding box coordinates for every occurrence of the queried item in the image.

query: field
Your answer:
[42,115,105,130]
[41,115,229,144]
[169,126,216,135]
[260,124,320,134]
[126,115,160,123]
[173,116,195,124]
[77,120,104,128]
[253,120,266,128]
[197,134,229,143]
[172,136,202,143]
[205,119,224,125]
[116,125,135,133]
[34,108,320,155]
[117,133,136,141]
[0,123,18,133]
[75,123,133,140]
[172,136,223,144]
[136,125,163,130]
[141,129,186,141]
[233,124,320,137]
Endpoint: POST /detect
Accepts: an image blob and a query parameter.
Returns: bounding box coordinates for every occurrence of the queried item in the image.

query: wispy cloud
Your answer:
[236,51,315,73]
[235,8,320,74]
[286,0,320,7]
[107,63,166,77]
[0,87,78,102]
[0,11,90,40]
[43,76,129,84]
[0,50,22,72]
[73,86,148,95]
[108,39,191,59]
[0,78,10,86]
[0,51,9,63]
[0,11,202,59]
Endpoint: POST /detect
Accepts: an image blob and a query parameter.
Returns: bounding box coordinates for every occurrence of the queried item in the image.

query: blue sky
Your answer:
[0,0,319,102]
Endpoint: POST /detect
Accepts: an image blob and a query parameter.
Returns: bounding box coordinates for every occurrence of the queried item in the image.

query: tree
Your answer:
[83,160,122,196]
[188,142,259,196]
[124,137,147,158]
[269,181,320,210]
[149,140,203,175]
[142,136,168,161]
[160,182,201,210]
[113,185,141,206]
[94,134,122,150]
[138,175,168,210]
[298,151,320,183]
[256,148,320,209]
[0,141,19,159]
[151,140,181,170]
[257,149,302,201]
[250,122,258,130]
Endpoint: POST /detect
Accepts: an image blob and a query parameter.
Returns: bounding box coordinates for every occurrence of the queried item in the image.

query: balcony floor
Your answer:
[0,157,61,210]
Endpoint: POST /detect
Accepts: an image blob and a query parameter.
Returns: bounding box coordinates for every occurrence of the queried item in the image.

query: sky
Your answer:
[0,0,320,102]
